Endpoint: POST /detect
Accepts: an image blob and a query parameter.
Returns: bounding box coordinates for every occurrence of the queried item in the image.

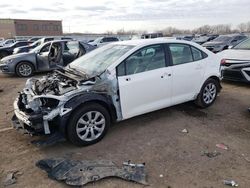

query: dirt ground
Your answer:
[0,73,250,188]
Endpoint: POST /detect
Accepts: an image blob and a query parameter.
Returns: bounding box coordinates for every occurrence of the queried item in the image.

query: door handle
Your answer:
[161,73,171,78]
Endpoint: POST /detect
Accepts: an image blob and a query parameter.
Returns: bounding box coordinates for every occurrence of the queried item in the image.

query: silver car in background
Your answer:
[0,40,96,77]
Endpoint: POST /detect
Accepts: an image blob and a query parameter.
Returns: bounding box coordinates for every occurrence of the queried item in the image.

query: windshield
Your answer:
[92,37,102,43]
[233,38,250,50]
[30,42,49,53]
[69,44,134,76]
[213,36,232,42]
[31,39,42,47]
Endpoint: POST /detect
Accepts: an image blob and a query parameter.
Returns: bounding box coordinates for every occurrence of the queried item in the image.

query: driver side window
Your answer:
[40,43,50,53]
[117,45,166,76]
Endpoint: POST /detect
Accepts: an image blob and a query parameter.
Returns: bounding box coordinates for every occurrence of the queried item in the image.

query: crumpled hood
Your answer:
[203,41,224,47]
[1,52,35,61]
[217,49,250,61]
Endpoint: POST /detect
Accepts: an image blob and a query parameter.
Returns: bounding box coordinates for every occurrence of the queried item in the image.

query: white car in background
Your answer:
[12,39,221,146]
[218,37,250,83]
[88,36,119,47]
[0,39,15,47]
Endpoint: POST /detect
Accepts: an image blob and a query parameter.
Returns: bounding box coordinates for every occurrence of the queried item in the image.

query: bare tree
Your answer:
[238,23,247,32]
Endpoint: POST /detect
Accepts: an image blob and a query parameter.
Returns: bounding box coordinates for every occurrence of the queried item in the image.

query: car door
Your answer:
[48,42,63,69]
[117,44,172,119]
[36,43,51,71]
[169,43,206,105]
[62,41,80,65]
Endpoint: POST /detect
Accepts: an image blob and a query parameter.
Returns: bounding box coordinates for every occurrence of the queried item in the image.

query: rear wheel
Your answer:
[195,78,219,108]
[67,103,110,146]
[16,62,34,77]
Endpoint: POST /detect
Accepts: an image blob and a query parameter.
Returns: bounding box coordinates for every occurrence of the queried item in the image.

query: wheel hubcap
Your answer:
[76,111,105,142]
[203,83,216,104]
[19,64,32,76]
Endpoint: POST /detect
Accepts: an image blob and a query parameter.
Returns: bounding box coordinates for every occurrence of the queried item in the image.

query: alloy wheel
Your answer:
[203,83,217,104]
[18,64,32,77]
[76,111,106,142]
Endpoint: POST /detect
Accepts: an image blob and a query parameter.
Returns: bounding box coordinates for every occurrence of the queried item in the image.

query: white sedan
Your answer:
[13,39,221,146]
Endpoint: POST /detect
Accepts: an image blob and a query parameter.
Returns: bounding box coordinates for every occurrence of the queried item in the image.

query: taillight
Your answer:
[220,59,226,65]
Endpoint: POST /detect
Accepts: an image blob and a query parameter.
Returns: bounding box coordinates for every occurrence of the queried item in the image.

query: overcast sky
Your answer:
[0,0,249,33]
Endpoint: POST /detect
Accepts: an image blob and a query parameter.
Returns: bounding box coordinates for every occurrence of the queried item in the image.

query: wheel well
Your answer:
[207,76,222,91]
[15,61,35,73]
[66,99,117,125]
[62,99,117,139]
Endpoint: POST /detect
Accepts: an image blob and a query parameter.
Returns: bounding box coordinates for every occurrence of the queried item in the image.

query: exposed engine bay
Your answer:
[31,72,78,96]
[12,68,122,136]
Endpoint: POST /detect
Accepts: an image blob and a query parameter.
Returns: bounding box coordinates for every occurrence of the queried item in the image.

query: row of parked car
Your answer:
[0,34,250,84]
[0,37,96,77]
[178,33,248,53]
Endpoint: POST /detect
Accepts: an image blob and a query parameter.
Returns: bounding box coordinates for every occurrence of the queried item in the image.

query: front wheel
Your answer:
[195,79,219,108]
[16,62,34,77]
[67,103,110,146]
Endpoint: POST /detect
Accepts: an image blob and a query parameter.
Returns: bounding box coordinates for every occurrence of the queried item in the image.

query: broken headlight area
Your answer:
[13,92,64,135]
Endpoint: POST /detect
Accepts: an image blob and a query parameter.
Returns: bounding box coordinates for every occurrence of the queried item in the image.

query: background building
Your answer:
[0,18,62,39]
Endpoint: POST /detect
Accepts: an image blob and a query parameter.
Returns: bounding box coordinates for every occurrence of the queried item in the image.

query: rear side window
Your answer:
[191,47,203,61]
[64,41,79,54]
[169,44,207,65]
[169,44,193,65]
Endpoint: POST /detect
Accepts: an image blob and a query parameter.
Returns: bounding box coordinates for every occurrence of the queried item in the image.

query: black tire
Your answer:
[195,78,219,108]
[67,103,110,146]
[15,62,34,77]
[0,51,8,59]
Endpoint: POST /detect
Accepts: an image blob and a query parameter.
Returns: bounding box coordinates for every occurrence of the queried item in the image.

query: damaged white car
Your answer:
[12,39,221,146]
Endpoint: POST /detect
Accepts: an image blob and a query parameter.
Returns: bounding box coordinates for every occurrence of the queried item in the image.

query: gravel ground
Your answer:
[0,73,250,188]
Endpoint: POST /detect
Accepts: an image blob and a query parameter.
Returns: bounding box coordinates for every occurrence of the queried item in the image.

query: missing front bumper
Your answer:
[13,98,51,135]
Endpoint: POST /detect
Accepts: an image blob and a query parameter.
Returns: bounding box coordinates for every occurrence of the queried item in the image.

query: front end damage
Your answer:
[12,69,121,136]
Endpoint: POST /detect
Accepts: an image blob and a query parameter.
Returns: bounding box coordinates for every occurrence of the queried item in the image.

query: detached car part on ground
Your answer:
[12,39,221,146]
[218,37,250,83]
[36,158,147,186]
[0,40,95,77]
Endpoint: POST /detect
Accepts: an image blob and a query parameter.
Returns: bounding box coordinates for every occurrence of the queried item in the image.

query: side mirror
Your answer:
[228,46,233,49]
[100,40,103,43]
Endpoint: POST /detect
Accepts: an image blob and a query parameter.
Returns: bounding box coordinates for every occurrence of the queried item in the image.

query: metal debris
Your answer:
[201,151,221,158]
[181,129,188,133]
[223,180,238,187]
[3,170,22,186]
[216,143,228,150]
[36,158,148,186]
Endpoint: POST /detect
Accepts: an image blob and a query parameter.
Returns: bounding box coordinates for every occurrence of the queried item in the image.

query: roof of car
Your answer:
[115,38,197,46]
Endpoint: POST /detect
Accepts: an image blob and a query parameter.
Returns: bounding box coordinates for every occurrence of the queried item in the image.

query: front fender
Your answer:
[59,92,117,136]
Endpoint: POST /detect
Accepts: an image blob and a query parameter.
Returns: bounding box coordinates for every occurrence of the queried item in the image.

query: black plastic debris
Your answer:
[31,132,66,147]
[0,89,3,93]
[36,158,148,186]
[201,151,221,158]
